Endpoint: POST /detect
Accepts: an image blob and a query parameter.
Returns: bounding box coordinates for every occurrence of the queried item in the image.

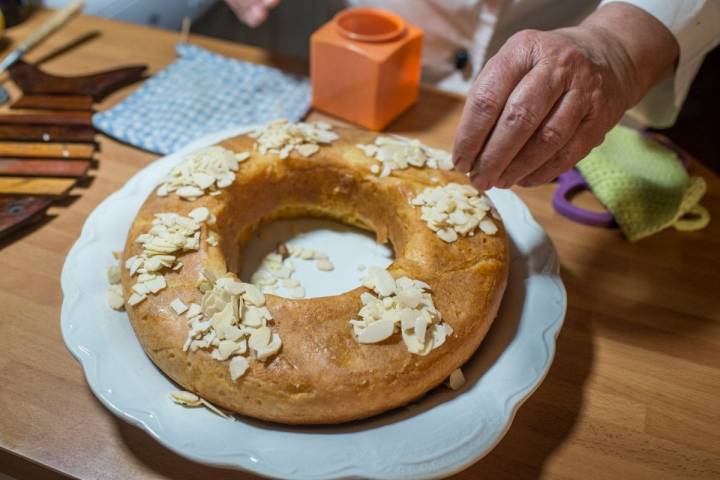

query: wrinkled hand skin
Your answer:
[225,0,279,27]
[452,2,679,190]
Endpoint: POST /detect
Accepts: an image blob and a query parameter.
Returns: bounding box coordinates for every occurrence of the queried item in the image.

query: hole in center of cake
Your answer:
[239,217,394,299]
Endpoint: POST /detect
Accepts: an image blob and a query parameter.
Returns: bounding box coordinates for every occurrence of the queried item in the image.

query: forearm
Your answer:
[580,2,680,107]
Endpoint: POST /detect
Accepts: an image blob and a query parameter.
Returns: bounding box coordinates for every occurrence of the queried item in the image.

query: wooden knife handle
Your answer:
[0,112,93,126]
[0,177,76,196]
[0,159,91,177]
[0,142,95,159]
[0,125,96,143]
[11,95,94,111]
[0,196,53,241]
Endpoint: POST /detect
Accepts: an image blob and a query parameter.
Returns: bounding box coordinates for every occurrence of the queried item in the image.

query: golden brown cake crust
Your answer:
[121,127,509,424]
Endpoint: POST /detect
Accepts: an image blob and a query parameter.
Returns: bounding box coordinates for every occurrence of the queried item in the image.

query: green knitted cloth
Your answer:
[576,125,709,241]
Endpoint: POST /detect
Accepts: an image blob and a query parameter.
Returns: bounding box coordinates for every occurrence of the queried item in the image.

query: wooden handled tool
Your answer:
[0,141,95,159]
[0,125,96,142]
[0,112,93,126]
[0,159,91,177]
[0,0,85,74]
[11,94,94,111]
[0,177,76,196]
[0,196,53,240]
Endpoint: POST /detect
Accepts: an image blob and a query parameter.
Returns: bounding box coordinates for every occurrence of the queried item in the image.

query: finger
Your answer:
[496,88,588,188]
[225,0,247,20]
[244,3,269,27]
[452,46,534,175]
[516,121,601,187]
[469,63,566,190]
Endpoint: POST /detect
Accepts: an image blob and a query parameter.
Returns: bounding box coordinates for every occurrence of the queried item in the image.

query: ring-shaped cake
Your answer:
[117,122,509,424]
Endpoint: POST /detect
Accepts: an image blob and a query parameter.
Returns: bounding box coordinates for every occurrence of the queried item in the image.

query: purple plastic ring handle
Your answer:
[552,168,616,227]
[551,128,691,228]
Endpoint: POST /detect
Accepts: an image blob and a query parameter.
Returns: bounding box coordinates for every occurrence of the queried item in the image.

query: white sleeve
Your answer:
[599,0,720,127]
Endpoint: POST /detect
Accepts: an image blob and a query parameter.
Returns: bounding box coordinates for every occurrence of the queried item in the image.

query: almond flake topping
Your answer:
[106,258,125,311]
[447,368,466,390]
[168,391,229,418]
[249,119,338,159]
[107,284,125,311]
[350,267,453,355]
[356,135,453,177]
[124,212,212,305]
[180,271,282,381]
[156,146,249,200]
[411,183,498,242]
[251,244,333,298]
[169,390,202,407]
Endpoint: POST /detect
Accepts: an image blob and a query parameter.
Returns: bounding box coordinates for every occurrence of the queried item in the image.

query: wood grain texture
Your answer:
[0,141,95,159]
[11,94,94,111]
[0,159,91,177]
[0,176,75,195]
[9,59,147,101]
[0,111,93,126]
[0,124,96,142]
[0,195,53,239]
[0,9,718,480]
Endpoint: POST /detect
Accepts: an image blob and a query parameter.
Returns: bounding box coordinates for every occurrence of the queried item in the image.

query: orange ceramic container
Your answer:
[310,8,423,131]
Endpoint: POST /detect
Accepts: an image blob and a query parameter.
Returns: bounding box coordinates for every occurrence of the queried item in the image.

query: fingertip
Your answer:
[244,4,267,27]
[452,151,473,174]
[469,174,489,192]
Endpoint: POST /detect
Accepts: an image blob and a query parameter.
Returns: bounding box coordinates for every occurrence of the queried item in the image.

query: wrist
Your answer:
[580,2,679,108]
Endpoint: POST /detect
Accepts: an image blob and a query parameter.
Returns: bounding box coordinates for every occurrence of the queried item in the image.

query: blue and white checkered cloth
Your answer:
[93,43,312,155]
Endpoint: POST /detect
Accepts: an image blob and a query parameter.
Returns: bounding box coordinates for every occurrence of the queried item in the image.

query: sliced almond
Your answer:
[248,326,271,351]
[356,319,395,344]
[229,356,249,380]
[315,258,334,271]
[256,333,282,361]
[169,390,202,407]
[106,285,125,311]
[188,207,210,223]
[447,368,466,390]
[107,265,121,285]
[296,143,320,157]
[170,298,188,315]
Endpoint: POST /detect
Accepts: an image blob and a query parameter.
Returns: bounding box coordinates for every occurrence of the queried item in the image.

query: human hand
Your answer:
[225,0,280,27]
[452,3,679,189]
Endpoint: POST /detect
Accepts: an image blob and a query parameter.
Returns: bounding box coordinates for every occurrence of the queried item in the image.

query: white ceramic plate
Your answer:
[61,126,566,480]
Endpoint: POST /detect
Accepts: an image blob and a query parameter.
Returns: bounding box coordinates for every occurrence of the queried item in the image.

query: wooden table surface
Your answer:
[1,10,718,480]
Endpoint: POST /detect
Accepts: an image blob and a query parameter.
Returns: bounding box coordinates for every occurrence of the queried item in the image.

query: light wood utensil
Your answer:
[0,159,91,177]
[0,176,76,196]
[0,141,95,158]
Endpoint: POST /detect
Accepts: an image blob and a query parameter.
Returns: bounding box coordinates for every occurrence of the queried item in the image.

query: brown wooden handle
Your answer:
[0,177,76,196]
[0,112,94,126]
[0,142,95,159]
[11,95,94,111]
[0,159,91,177]
[0,125,96,143]
[10,60,147,101]
[0,195,53,240]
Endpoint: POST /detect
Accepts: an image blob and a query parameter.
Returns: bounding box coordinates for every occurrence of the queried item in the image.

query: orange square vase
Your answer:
[311,8,423,131]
